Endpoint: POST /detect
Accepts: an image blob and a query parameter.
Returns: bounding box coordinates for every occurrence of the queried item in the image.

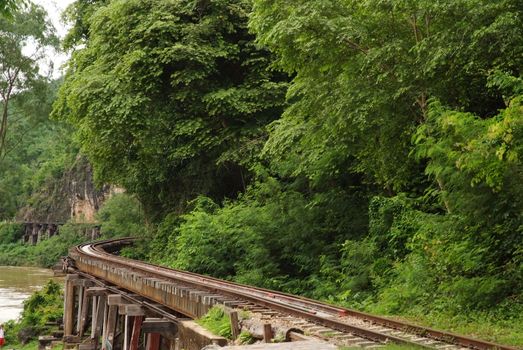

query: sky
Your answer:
[30,0,76,78]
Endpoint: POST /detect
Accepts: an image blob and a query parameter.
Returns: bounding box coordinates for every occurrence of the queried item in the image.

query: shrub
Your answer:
[0,222,23,244]
[197,306,232,339]
[97,193,146,238]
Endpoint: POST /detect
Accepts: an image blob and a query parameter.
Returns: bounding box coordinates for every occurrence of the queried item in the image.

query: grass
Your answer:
[397,311,523,348]
[196,306,232,339]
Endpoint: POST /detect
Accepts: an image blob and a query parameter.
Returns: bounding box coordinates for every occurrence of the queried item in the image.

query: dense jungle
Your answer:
[0,0,521,346]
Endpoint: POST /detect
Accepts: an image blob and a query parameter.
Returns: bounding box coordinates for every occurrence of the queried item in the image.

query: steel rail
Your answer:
[70,238,519,350]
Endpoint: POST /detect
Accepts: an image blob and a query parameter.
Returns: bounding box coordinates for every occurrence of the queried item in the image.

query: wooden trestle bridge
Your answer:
[62,238,519,350]
[18,222,101,245]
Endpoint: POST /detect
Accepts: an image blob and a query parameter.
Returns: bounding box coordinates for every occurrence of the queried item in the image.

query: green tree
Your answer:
[0,0,23,17]
[251,0,522,192]
[97,193,146,238]
[0,80,72,220]
[0,3,58,158]
[54,0,288,216]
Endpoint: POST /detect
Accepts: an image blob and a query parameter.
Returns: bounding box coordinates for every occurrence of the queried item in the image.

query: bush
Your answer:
[0,222,86,267]
[97,193,146,238]
[197,306,232,339]
[0,222,23,244]
[4,280,63,346]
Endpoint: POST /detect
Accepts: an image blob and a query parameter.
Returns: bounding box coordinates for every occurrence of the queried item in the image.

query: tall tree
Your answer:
[53,0,288,216]
[0,2,58,159]
[0,0,22,17]
[251,0,523,193]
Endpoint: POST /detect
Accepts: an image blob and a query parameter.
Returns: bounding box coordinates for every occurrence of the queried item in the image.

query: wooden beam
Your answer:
[119,304,146,316]
[107,294,131,306]
[86,287,107,297]
[72,279,95,288]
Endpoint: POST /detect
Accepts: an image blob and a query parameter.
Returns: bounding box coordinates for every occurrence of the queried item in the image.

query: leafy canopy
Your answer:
[53,0,288,215]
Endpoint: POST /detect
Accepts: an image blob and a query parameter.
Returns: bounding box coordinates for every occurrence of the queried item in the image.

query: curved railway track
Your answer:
[69,238,518,350]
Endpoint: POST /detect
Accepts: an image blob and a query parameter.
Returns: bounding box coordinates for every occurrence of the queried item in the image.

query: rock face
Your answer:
[17,155,121,223]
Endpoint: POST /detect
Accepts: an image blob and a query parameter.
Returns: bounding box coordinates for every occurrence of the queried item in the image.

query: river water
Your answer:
[0,266,56,323]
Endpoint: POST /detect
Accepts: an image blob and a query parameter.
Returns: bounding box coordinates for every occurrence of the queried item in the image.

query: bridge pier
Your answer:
[31,223,38,244]
[63,272,228,350]
[20,222,99,245]
[64,274,79,337]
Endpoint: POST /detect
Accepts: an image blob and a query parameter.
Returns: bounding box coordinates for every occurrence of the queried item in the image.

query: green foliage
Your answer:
[5,280,63,345]
[251,0,522,191]
[0,2,58,158]
[0,79,75,221]
[0,0,23,18]
[54,0,288,215]
[0,223,87,267]
[196,306,232,339]
[1,0,520,345]
[151,177,367,292]
[238,330,256,345]
[97,193,146,238]
[0,222,22,244]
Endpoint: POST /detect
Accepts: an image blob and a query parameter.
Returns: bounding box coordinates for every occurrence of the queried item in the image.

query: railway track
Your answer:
[69,238,518,350]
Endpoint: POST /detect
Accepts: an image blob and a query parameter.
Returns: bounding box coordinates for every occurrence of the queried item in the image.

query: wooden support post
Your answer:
[106,294,132,350]
[229,311,240,340]
[123,316,130,350]
[103,305,118,350]
[79,290,91,337]
[145,333,160,350]
[129,316,143,350]
[263,323,273,343]
[93,295,107,350]
[64,274,79,337]
[102,302,109,347]
[91,296,98,338]
[77,286,84,334]
[87,287,107,345]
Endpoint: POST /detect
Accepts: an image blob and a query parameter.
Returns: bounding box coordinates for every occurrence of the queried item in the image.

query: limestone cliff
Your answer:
[17,155,122,223]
